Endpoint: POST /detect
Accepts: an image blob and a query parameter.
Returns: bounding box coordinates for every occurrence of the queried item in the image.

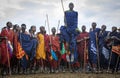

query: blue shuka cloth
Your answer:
[88,28,100,64]
[19,33,37,68]
[98,31,110,67]
[109,32,120,69]
[21,55,28,69]
[65,11,78,30]
[60,10,79,63]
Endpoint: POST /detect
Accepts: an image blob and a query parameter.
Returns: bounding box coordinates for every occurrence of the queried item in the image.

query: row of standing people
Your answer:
[0,21,120,76]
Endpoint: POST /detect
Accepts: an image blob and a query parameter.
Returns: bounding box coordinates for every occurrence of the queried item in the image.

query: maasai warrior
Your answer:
[58,33,67,72]
[0,22,14,75]
[108,26,120,73]
[60,2,79,72]
[19,24,37,73]
[28,25,38,73]
[36,26,46,72]
[88,22,100,72]
[98,25,110,69]
[44,30,51,72]
[77,25,89,71]
[12,24,21,74]
[0,32,3,74]
[49,27,60,73]
[0,32,7,74]
[29,25,37,38]
[12,24,27,74]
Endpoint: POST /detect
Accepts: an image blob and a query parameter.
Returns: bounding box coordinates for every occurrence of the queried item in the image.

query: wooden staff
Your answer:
[61,0,65,13]
[83,38,87,73]
[46,14,58,71]
[46,14,52,58]
[46,14,51,39]
[45,20,47,27]
[57,20,60,34]
[61,0,67,26]
[95,33,100,72]
[19,33,23,74]
[107,41,114,73]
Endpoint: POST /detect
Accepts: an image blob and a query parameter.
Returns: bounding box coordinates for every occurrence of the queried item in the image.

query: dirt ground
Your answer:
[1,72,120,78]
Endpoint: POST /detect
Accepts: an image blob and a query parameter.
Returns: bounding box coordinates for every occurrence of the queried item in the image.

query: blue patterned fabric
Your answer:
[60,10,79,63]
[109,32,120,69]
[19,33,37,68]
[21,55,28,69]
[98,31,110,68]
[65,11,78,30]
[88,28,100,64]
[19,33,37,60]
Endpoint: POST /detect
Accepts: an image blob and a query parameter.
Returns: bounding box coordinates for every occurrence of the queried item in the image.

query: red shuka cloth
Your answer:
[0,28,14,67]
[77,32,89,62]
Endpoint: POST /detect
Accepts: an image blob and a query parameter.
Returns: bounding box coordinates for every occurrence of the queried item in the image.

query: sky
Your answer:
[0,0,120,33]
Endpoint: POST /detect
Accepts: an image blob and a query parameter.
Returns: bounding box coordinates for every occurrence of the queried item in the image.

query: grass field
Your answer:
[1,72,120,78]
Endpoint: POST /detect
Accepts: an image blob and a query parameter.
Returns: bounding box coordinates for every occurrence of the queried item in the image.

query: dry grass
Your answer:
[1,72,120,78]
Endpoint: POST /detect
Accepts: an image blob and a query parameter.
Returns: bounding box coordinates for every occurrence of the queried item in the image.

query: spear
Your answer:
[107,41,114,73]
[57,20,60,34]
[83,38,87,73]
[46,14,51,36]
[61,0,65,13]
[61,0,67,26]
[46,14,58,61]
[45,20,47,27]
[95,32,100,73]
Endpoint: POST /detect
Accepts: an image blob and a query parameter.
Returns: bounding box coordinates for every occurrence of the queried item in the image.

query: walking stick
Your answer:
[95,33,100,72]
[46,14,51,42]
[6,38,11,75]
[19,33,23,74]
[57,20,60,34]
[107,41,114,73]
[46,15,50,34]
[46,14,53,71]
[45,20,47,27]
[61,0,65,13]
[83,39,87,73]
[61,0,67,26]
[46,14,59,72]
